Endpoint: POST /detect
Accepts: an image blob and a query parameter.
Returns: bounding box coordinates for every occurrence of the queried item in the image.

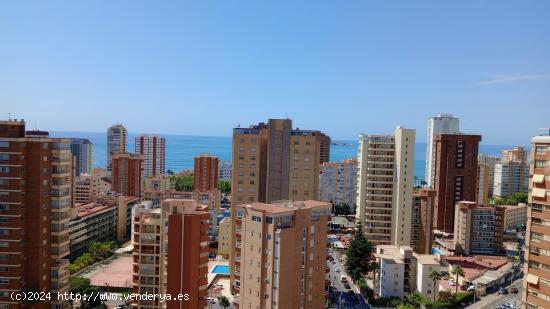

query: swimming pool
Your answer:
[211,265,230,275]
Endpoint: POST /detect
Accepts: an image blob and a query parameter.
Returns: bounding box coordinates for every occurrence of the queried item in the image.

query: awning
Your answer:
[532,188,547,198]
[526,273,539,284]
[533,174,546,183]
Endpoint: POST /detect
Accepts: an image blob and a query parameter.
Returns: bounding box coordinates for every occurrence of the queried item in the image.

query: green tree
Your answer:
[344,223,374,280]
[451,264,465,294]
[69,277,91,294]
[218,296,230,309]
[171,174,194,191]
[218,180,231,194]
[406,291,429,306]
[429,270,443,302]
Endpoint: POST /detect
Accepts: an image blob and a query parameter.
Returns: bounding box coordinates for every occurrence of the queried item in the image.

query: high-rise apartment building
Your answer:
[318,158,358,210]
[135,134,166,178]
[494,147,530,199]
[522,133,550,309]
[0,120,71,309]
[112,153,143,197]
[356,127,415,246]
[425,114,460,187]
[132,208,165,309]
[411,189,437,254]
[433,134,481,233]
[69,138,93,176]
[218,161,232,181]
[231,200,331,309]
[477,163,490,205]
[453,201,504,255]
[194,153,219,192]
[318,132,331,164]
[162,199,209,309]
[230,119,328,208]
[478,154,500,197]
[132,199,209,309]
[107,124,128,172]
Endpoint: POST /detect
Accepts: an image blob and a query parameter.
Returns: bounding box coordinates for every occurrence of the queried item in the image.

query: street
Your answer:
[466,279,523,309]
[327,248,368,309]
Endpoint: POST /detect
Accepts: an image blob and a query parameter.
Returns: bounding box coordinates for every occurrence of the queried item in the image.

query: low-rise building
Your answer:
[91,167,112,197]
[68,195,139,259]
[144,174,174,191]
[503,203,528,230]
[416,254,445,301]
[375,246,416,298]
[74,174,93,203]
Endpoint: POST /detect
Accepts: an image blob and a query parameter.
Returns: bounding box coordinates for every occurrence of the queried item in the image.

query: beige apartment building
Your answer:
[356,127,415,246]
[502,203,528,230]
[523,134,550,309]
[477,162,490,205]
[318,158,358,210]
[73,168,112,203]
[231,200,331,309]
[218,217,232,258]
[494,147,530,199]
[144,174,174,191]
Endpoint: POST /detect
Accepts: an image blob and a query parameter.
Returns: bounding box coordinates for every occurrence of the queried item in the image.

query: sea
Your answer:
[50,131,517,180]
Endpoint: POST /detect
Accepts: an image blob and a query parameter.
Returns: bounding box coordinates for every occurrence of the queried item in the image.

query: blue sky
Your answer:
[0,1,549,144]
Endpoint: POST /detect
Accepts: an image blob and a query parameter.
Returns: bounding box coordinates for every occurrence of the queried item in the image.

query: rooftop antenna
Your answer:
[1,112,12,120]
[539,128,550,136]
[237,122,240,128]
[285,112,289,119]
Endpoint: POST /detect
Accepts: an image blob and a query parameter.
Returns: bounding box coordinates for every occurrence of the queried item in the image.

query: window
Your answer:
[252,216,262,222]
[0,243,7,248]
[535,160,549,168]
[0,278,8,285]
[0,142,8,148]
[0,230,8,236]
[0,154,8,161]
[0,167,9,173]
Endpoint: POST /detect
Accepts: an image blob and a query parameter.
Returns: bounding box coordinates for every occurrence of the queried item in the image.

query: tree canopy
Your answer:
[344,223,374,280]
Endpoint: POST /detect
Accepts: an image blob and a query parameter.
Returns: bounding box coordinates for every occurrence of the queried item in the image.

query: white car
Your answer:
[335,267,341,272]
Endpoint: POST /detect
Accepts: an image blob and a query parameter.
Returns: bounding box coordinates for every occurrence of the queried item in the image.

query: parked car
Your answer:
[341,277,348,284]
[498,287,509,295]
[206,297,216,304]
[335,267,341,272]
[343,282,351,290]
[509,287,519,293]
[467,285,476,291]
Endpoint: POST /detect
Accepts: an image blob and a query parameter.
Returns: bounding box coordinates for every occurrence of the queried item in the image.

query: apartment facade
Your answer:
[318,132,331,164]
[478,154,500,197]
[218,161,232,181]
[477,163,490,205]
[162,199,209,309]
[135,134,166,178]
[91,168,112,198]
[194,153,219,192]
[318,158,358,209]
[453,201,504,255]
[144,174,174,191]
[231,200,331,309]
[218,217,232,258]
[522,134,550,309]
[112,153,144,198]
[502,203,527,230]
[411,189,437,254]
[425,114,460,187]
[73,173,93,203]
[494,147,530,199]
[0,120,71,309]
[356,127,415,246]
[69,138,93,176]
[433,134,481,233]
[107,124,128,172]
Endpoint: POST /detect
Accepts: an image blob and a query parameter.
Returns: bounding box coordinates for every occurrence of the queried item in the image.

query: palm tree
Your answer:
[451,265,465,294]
[429,270,443,302]
[218,296,230,309]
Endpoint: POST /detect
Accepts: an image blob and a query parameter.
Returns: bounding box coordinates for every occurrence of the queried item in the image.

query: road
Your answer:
[327,248,368,309]
[466,279,523,309]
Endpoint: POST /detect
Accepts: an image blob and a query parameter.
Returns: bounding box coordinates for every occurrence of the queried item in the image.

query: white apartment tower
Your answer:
[356,126,416,246]
[107,124,128,171]
[425,114,459,187]
[135,134,166,178]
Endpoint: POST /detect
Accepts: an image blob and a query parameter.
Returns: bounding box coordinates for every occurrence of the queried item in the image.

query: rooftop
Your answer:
[239,200,331,214]
[443,255,508,270]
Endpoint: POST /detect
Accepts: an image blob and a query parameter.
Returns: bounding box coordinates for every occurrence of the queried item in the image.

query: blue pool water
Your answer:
[212,265,230,275]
